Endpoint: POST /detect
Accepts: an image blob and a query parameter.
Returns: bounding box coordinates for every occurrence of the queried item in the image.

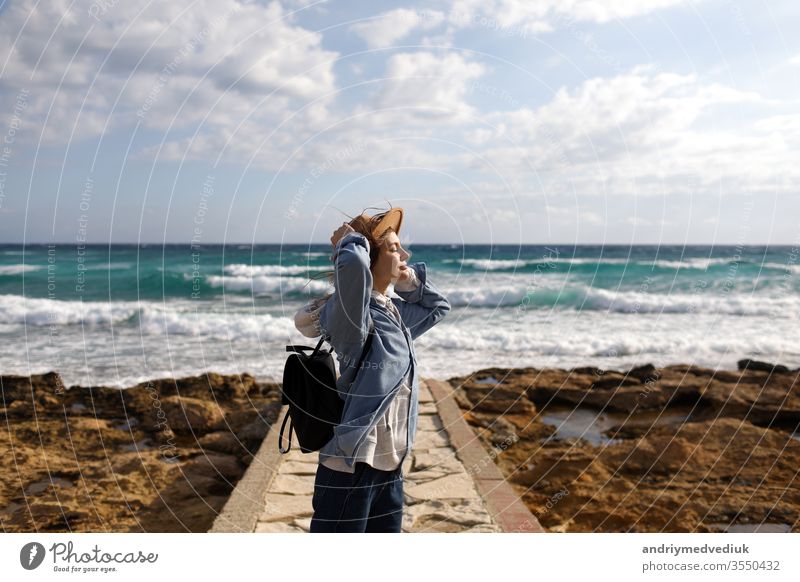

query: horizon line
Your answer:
[0,241,797,247]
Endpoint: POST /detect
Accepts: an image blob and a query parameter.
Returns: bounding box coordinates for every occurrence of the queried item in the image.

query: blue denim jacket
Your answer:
[317,231,451,470]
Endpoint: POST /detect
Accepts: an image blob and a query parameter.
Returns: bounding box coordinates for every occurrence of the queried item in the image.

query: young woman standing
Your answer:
[294,206,451,532]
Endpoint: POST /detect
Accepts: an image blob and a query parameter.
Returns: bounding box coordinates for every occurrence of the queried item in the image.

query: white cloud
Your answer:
[0,0,338,144]
[495,65,760,158]
[441,0,694,33]
[374,52,486,119]
[581,210,603,224]
[138,51,489,171]
[561,0,691,23]
[282,0,328,7]
[468,65,778,197]
[350,1,699,49]
[753,114,800,141]
[624,215,654,226]
[2,0,793,209]
[230,60,794,201]
[349,8,445,49]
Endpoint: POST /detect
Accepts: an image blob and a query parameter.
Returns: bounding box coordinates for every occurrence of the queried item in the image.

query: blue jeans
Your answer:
[309,461,404,533]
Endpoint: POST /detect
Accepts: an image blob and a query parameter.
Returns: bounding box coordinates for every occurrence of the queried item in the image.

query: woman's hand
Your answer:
[394,264,418,291]
[331,223,356,248]
[330,222,356,262]
[396,264,413,284]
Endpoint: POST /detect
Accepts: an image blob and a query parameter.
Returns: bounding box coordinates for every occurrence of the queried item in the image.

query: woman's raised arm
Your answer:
[319,227,373,346]
[391,262,450,340]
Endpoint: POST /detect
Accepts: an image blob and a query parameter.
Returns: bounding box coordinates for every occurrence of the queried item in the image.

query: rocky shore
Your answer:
[448,360,800,532]
[5,359,799,534]
[0,372,282,532]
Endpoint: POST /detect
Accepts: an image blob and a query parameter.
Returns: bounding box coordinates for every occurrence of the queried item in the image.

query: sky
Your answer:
[0,0,798,245]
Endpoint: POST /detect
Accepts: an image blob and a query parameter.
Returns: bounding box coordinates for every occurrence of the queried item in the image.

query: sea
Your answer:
[0,243,797,388]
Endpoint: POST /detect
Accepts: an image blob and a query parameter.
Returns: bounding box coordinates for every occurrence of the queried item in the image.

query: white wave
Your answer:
[0,264,44,275]
[207,274,331,295]
[557,257,629,265]
[454,256,681,270]
[0,294,303,340]
[449,257,628,268]
[300,252,328,258]
[518,257,732,269]
[605,257,795,271]
[90,262,133,270]
[761,262,800,274]
[224,263,329,277]
[136,306,296,340]
[450,256,774,271]
[415,318,800,381]
[5,295,800,387]
[420,277,800,314]
[415,309,800,359]
[444,283,529,307]
[458,258,528,270]
[584,287,800,317]
[649,257,730,270]
[0,294,139,325]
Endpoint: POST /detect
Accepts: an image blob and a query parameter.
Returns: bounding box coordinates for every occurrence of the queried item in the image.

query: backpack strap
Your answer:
[286,336,333,356]
[278,409,294,454]
[306,321,374,370]
[339,319,375,374]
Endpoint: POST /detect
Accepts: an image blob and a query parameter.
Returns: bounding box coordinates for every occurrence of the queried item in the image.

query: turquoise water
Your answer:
[2,244,798,305]
[1,244,798,386]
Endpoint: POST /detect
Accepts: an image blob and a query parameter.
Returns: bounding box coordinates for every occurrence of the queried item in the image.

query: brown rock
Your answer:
[588,370,642,390]
[239,420,269,442]
[460,381,536,415]
[737,359,792,374]
[198,431,241,454]
[608,436,695,474]
[155,396,225,435]
[182,453,244,480]
[136,372,259,401]
[629,363,661,383]
[1,371,277,533]
[0,372,67,404]
[450,366,800,532]
[222,409,259,433]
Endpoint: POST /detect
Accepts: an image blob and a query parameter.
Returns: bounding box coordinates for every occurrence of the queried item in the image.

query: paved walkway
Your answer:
[210,378,543,533]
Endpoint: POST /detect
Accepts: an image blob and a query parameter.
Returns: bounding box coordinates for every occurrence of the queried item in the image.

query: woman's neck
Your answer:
[372,279,390,296]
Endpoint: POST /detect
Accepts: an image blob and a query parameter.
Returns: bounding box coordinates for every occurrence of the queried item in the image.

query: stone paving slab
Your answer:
[211,378,543,533]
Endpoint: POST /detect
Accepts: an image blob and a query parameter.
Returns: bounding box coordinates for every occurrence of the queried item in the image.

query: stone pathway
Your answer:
[255,381,500,532]
[210,378,542,533]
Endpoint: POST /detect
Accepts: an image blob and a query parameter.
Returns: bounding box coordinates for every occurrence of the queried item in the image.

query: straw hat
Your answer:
[350,207,403,239]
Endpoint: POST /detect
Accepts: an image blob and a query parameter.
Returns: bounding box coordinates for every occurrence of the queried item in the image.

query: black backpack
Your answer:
[278,323,374,454]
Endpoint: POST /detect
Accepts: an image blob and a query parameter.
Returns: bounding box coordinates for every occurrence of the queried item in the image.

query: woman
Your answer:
[293,206,451,532]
